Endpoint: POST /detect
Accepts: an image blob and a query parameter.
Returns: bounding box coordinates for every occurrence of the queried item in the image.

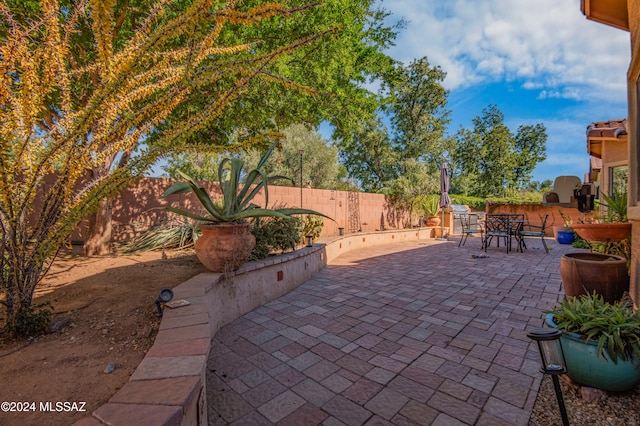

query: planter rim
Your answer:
[546,313,639,355]
[546,313,596,344]
[571,222,631,229]
[571,222,632,243]
[561,252,627,262]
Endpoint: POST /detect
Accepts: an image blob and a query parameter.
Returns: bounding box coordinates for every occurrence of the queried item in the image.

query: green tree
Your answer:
[339,119,398,192]
[385,57,450,164]
[241,124,347,190]
[162,151,224,182]
[383,159,438,227]
[512,123,547,189]
[0,0,352,335]
[453,105,546,197]
[339,57,450,194]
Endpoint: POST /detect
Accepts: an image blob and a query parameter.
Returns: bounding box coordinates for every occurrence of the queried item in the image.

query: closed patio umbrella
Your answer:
[438,163,450,240]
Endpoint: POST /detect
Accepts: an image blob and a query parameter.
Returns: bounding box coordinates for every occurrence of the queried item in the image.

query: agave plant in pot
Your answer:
[162,142,330,272]
[545,292,640,392]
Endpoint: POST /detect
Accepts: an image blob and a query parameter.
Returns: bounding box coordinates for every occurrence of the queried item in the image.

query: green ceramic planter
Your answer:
[546,314,640,392]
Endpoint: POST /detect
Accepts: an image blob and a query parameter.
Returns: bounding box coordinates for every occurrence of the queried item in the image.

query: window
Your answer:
[609,165,628,196]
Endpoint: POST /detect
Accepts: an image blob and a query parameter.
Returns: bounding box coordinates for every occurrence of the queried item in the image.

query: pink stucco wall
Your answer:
[108,178,408,243]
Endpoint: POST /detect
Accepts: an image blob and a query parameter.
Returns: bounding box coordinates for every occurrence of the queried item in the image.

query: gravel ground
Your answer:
[529,374,640,425]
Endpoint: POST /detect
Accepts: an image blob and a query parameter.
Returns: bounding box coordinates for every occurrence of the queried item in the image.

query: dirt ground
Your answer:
[0,250,206,426]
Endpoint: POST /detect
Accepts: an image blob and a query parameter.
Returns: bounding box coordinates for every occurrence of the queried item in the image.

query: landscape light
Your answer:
[527,328,569,426]
[155,288,174,317]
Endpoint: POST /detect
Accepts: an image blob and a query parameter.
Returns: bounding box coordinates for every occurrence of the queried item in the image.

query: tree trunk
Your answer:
[83,198,113,256]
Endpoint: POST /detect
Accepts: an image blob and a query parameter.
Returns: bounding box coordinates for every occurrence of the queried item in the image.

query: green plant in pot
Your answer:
[545,292,640,392]
[418,195,440,226]
[162,142,330,272]
[572,191,631,246]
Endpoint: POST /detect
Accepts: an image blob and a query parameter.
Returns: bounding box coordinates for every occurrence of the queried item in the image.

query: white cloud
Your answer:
[383,0,630,101]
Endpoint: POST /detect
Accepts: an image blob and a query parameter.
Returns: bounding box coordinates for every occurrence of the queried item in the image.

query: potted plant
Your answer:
[560,191,631,302]
[545,293,640,392]
[553,210,574,243]
[162,142,330,272]
[571,191,631,244]
[418,195,440,226]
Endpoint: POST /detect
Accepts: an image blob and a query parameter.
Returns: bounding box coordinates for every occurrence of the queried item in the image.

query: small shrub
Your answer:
[5,302,53,338]
[250,216,301,261]
[300,215,324,243]
[449,195,486,211]
[122,221,200,253]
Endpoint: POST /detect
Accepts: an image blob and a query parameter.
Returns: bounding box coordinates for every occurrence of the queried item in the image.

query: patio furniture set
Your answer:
[455,212,549,253]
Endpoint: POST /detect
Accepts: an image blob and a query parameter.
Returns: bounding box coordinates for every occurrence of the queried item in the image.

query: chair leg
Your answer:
[541,237,548,254]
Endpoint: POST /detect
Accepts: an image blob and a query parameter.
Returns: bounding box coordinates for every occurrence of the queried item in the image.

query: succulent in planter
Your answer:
[417,194,440,225]
[548,292,640,363]
[546,292,640,392]
[161,141,331,272]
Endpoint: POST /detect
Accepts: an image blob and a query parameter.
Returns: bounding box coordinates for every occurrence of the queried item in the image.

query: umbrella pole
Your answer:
[436,208,447,240]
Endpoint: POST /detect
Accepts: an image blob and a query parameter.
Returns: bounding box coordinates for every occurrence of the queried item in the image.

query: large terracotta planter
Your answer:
[560,252,629,303]
[572,222,631,243]
[546,314,640,392]
[195,222,256,272]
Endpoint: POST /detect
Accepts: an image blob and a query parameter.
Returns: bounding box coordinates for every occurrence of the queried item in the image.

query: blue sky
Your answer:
[374,0,630,183]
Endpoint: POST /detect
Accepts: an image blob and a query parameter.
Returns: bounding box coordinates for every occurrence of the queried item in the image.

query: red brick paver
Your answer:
[207,236,577,425]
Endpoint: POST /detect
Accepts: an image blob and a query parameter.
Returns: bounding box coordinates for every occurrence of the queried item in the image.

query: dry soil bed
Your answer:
[0,250,205,426]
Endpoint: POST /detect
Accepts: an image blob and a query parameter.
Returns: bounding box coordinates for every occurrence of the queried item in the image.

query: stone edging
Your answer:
[74,228,434,425]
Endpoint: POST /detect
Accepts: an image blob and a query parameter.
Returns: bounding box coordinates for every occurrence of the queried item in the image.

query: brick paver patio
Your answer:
[207,235,579,425]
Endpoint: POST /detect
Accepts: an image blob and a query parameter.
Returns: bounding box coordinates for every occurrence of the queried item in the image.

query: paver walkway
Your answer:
[207,236,579,425]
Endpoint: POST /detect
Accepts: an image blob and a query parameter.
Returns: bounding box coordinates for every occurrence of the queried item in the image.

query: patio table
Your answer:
[484,213,524,253]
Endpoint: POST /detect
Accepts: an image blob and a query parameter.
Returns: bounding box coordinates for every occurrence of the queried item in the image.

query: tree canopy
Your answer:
[339,57,450,194]
[452,105,547,197]
[242,124,347,190]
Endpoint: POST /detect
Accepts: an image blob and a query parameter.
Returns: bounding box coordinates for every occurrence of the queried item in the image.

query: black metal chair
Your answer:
[484,214,511,252]
[457,213,484,247]
[519,214,550,253]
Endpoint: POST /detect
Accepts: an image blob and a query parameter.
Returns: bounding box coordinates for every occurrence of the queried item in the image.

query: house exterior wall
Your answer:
[625,0,640,308]
[600,138,628,195]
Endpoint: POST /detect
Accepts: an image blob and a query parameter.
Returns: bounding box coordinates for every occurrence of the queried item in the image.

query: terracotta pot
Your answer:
[195,222,256,272]
[571,222,631,243]
[560,252,629,303]
[427,216,441,226]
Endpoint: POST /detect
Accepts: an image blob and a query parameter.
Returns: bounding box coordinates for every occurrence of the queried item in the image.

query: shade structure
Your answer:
[438,163,450,239]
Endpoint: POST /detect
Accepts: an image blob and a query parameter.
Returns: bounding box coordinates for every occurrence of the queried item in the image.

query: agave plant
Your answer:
[161,142,331,223]
[598,191,628,223]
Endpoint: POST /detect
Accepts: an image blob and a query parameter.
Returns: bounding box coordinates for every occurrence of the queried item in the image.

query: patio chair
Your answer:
[519,214,549,253]
[484,214,511,252]
[507,214,525,253]
[457,213,484,248]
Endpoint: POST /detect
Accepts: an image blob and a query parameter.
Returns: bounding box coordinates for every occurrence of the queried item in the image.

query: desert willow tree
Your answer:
[0,0,330,335]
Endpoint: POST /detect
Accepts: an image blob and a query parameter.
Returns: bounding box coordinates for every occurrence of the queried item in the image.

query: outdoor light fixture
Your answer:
[155,288,174,317]
[305,235,313,247]
[527,328,570,426]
